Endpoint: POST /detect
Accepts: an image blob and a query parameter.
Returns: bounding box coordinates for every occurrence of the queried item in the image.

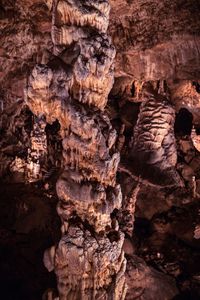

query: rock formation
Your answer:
[27,115,47,182]
[130,83,182,186]
[25,0,126,299]
[118,181,141,237]
[109,0,200,81]
[1,0,200,299]
[125,255,178,300]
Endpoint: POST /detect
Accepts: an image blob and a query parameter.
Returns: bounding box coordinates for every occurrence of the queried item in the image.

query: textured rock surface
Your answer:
[27,115,47,181]
[44,227,126,300]
[1,0,200,299]
[25,0,127,298]
[122,82,182,186]
[109,0,200,80]
[126,255,178,300]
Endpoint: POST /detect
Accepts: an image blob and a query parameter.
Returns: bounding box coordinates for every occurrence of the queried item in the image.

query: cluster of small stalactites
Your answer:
[56,169,122,232]
[50,0,115,110]
[25,63,120,186]
[52,0,110,45]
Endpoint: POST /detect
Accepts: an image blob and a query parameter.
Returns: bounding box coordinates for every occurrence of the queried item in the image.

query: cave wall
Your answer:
[1,0,200,299]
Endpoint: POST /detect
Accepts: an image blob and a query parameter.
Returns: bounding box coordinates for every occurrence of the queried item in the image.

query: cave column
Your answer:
[25,0,127,299]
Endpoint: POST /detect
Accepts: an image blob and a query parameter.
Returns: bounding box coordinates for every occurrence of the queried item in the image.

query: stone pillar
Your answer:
[25,0,127,298]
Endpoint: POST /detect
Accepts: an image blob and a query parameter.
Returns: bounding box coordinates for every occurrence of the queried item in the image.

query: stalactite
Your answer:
[25,0,127,298]
[119,182,141,237]
[131,83,183,187]
[26,115,47,182]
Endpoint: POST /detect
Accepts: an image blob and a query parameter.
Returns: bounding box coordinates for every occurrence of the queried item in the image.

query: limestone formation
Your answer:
[131,83,182,186]
[109,0,200,80]
[1,0,200,299]
[27,115,47,182]
[118,182,141,237]
[25,0,126,298]
[44,226,126,300]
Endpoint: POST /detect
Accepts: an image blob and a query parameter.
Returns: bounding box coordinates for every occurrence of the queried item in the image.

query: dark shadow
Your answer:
[192,82,200,94]
[174,108,193,136]
[0,182,60,300]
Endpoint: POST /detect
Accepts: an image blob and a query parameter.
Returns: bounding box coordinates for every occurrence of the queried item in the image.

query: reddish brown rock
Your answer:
[25,0,127,298]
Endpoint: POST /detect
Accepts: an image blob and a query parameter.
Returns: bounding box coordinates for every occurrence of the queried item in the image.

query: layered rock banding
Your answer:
[25,0,127,299]
[130,83,182,186]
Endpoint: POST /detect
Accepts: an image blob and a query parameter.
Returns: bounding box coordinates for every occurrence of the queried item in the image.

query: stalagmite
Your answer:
[25,0,127,298]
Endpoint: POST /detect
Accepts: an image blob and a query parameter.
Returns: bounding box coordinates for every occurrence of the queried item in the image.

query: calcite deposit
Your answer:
[1,0,200,299]
[131,83,182,186]
[25,0,126,298]
[27,115,47,181]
